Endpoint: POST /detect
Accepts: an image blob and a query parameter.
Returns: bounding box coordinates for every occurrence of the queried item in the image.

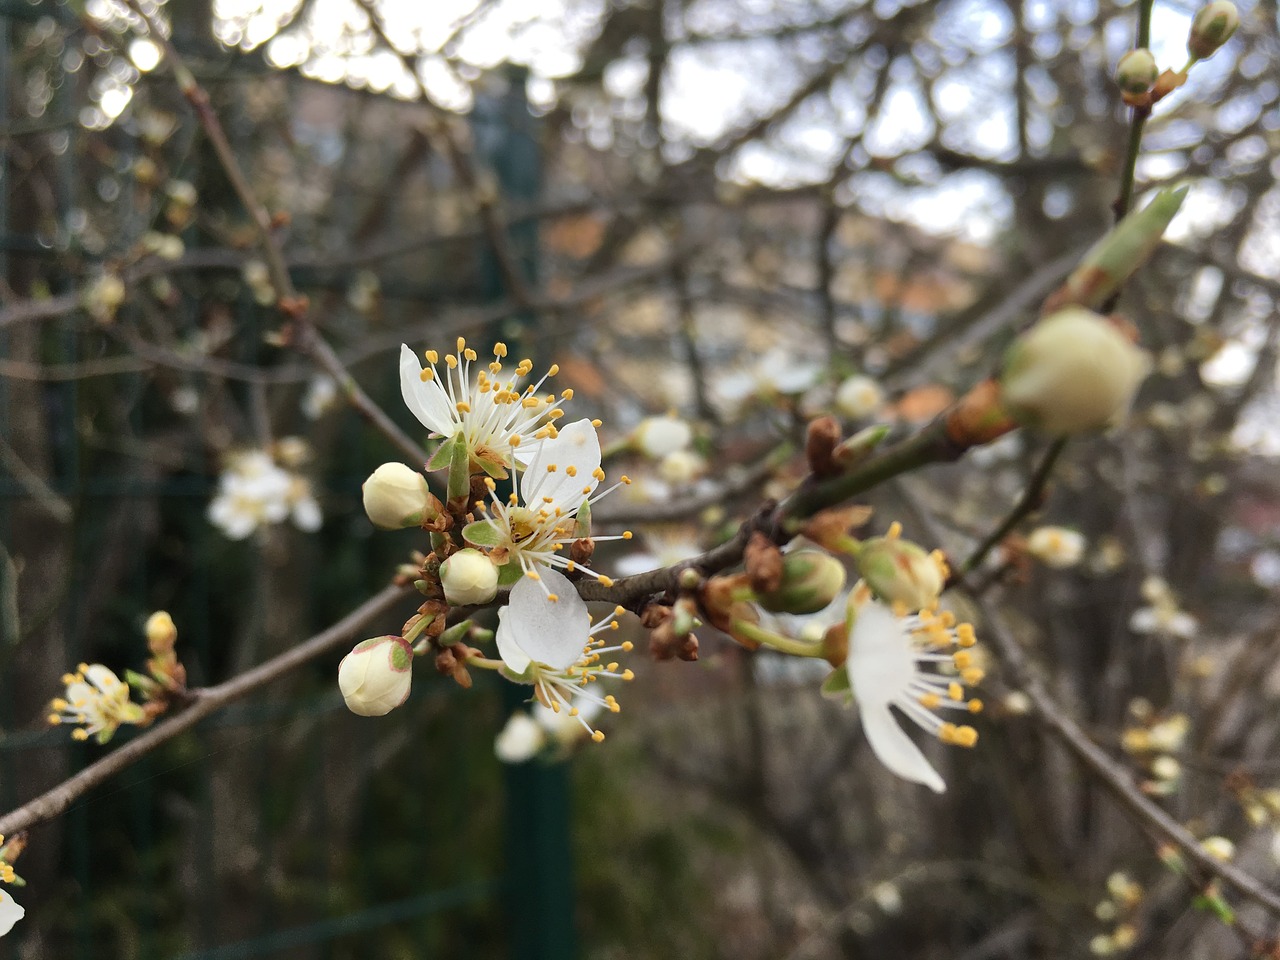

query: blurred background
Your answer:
[2,0,1280,957]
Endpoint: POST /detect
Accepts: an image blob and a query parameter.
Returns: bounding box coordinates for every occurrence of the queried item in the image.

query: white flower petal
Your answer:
[0,888,22,936]
[521,419,601,510]
[860,704,946,793]
[502,569,590,671]
[846,601,915,709]
[495,605,532,675]
[399,343,454,435]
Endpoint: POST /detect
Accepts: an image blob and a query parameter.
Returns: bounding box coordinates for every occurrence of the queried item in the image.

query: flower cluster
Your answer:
[347,339,635,737]
[49,612,188,743]
[208,443,321,540]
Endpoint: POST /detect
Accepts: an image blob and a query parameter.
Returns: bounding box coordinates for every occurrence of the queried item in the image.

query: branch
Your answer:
[123,1,431,469]
[0,584,408,838]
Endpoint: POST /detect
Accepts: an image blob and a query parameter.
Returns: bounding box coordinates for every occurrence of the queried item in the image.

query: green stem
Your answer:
[783,420,954,524]
[957,436,1068,578]
[1113,0,1158,223]
[732,620,826,659]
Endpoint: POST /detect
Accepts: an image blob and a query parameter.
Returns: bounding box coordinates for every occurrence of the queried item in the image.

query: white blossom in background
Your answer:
[657,449,706,486]
[48,663,146,743]
[613,527,703,577]
[633,414,693,459]
[494,712,546,763]
[208,449,322,539]
[1026,526,1087,569]
[841,586,983,793]
[834,374,885,420]
[302,375,339,420]
[1129,575,1197,639]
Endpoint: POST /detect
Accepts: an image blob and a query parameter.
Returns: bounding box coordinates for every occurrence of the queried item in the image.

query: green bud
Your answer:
[757,551,848,615]
[855,525,946,611]
[1116,48,1158,96]
[1048,186,1187,312]
[1188,1,1239,61]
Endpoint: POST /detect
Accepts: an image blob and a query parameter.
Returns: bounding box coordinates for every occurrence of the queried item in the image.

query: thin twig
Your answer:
[0,584,408,838]
[953,436,1068,582]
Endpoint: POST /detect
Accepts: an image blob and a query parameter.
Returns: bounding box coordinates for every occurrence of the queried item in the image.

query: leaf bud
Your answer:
[1116,48,1158,96]
[757,551,848,615]
[855,524,946,611]
[362,462,435,529]
[337,636,414,717]
[1000,307,1150,434]
[1188,1,1239,61]
[439,548,499,606]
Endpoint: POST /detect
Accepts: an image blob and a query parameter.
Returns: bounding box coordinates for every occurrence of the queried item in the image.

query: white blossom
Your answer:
[495,569,632,742]
[843,588,982,793]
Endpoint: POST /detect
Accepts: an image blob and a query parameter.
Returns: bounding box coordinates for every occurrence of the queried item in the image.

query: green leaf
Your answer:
[426,435,457,472]
[462,519,503,548]
[497,562,525,586]
[821,668,853,703]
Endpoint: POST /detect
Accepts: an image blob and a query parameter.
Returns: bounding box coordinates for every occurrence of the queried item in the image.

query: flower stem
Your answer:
[732,620,826,658]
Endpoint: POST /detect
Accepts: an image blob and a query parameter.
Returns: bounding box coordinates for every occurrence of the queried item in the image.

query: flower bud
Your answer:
[658,449,706,485]
[362,462,434,529]
[834,375,884,420]
[633,415,693,458]
[1043,186,1187,314]
[337,636,413,716]
[1115,48,1158,96]
[145,611,178,651]
[1188,2,1239,60]
[440,548,499,606]
[757,551,848,615]
[1001,308,1150,434]
[1025,526,1087,569]
[856,524,946,611]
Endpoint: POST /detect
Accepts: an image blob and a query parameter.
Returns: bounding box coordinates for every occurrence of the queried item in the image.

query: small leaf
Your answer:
[497,562,525,587]
[462,519,503,548]
[821,668,853,702]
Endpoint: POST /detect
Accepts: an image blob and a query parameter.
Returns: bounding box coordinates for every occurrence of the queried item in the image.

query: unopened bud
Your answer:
[1188,1,1239,60]
[439,548,499,606]
[1044,186,1187,314]
[834,375,884,420]
[757,551,848,615]
[362,462,434,529]
[856,524,946,610]
[144,611,177,651]
[1025,526,1087,569]
[1001,307,1150,434]
[337,636,414,717]
[633,415,693,458]
[1116,48,1158,96]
